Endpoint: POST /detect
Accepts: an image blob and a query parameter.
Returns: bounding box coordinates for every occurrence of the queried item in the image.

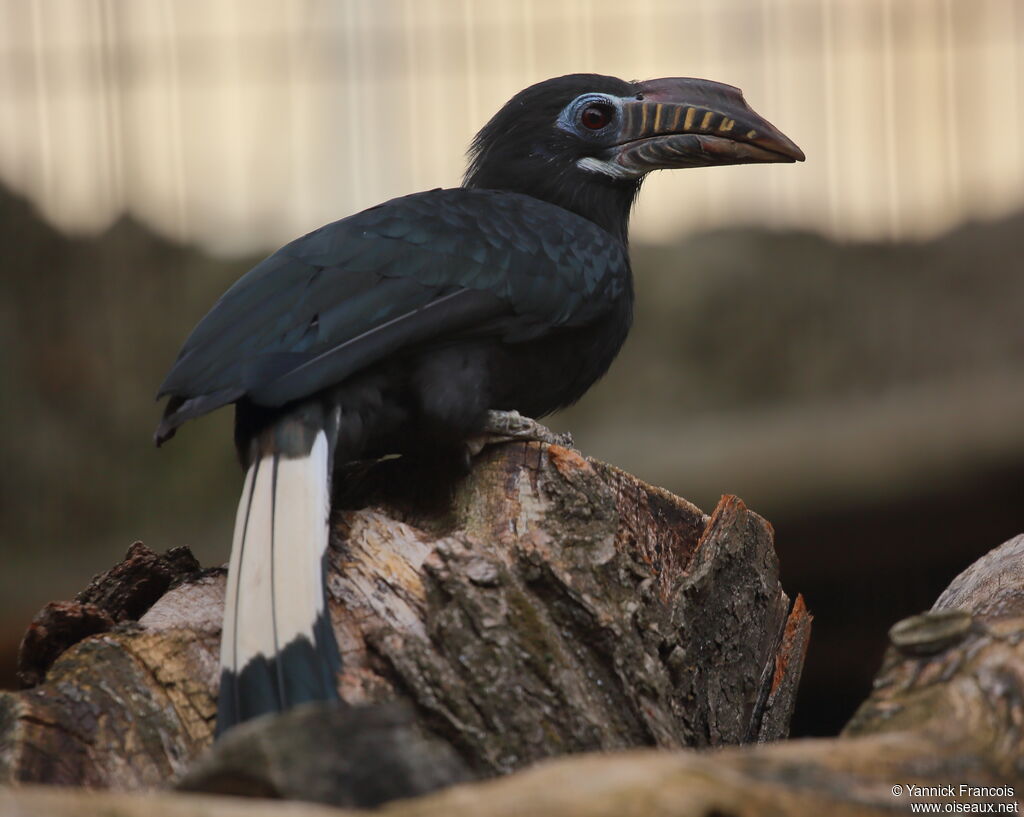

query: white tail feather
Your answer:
[219,459,257,675]
[219,431,331,681]
[270,432,331,654]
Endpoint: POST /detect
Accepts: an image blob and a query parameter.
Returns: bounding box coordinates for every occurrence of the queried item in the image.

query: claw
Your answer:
[465,410,575,458]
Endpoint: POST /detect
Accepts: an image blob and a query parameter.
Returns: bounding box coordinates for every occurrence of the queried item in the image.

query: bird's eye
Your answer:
[580,103,614,130]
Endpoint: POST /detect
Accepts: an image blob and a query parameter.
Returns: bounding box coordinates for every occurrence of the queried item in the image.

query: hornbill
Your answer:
[155,74,803,735]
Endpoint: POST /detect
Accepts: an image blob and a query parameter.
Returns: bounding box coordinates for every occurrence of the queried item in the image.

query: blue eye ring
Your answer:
[557,93,621,135]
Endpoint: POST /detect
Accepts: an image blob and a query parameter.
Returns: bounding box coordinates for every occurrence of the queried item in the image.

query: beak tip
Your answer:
[776,136,805,163]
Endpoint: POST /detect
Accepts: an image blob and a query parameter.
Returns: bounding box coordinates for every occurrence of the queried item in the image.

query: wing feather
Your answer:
[156,188,627,435]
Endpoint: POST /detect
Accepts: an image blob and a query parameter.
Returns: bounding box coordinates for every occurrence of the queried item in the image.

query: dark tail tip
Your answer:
[216,615,341,738]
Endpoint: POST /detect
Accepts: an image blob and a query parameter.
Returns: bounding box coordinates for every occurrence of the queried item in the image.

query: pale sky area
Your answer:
[0,0,1021,254]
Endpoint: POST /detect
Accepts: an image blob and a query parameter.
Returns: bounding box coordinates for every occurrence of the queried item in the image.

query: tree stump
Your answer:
[5,535,1022,817]
[0,441,809,794]
[4,447,1022,817]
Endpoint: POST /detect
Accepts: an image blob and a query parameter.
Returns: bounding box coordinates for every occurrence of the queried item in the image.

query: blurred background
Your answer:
[1,0,1022,738]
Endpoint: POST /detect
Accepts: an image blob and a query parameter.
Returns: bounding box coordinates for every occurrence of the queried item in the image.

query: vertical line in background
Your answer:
[1008,0,1023,192]
[360,0,387,195]
[421,0,447,187]
[462,0,479,137]
[972,0,994,215]
[697,0,719,77]
[920,0,948,232]
[579,0,594,69]
[283,0,311,232]
[29,1,54,216]
[903,0,931,236]
[880,0,900,238]
[86,0,125,418]
[980,0,1021,214]
[490,3,513,130]
[636,0,656,78]
[695,0,722,229]
[216,0,242,237]
[86,0,109,217]
[821,0,842,236]
[97,0,124,216]
[940,0,961,210]
[760,0,780,227]
[286,1,321,233]
[521,0,536,80]
[343,0,364,204]
[851,0,874,237]
[781,0,804,227]
[158,0,189,242]
[0,5,14,188]
[585,0,593,68]
[403,0,423,189]
[566,0,582,70]
[4,0,1022,250]
[653,2,677,83]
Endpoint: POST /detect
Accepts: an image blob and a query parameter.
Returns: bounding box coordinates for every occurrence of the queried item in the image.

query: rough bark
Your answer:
[15,543,201,688]
[3,534,1022,817]
[0,441,808,795]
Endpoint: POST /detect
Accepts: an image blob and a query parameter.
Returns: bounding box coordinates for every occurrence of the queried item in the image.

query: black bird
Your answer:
[155,73,803,735]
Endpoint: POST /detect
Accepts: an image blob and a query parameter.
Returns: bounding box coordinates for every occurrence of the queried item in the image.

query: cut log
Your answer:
[3,535,1021,817]
[0,441,809,794]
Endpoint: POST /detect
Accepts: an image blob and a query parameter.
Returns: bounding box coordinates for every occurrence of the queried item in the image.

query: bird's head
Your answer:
[464,73,804,242]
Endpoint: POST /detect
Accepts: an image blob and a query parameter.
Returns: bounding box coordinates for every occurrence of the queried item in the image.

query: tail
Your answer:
[216,429,341,736]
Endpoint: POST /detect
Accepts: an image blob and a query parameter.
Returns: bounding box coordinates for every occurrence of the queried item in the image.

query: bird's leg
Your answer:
[465,410,575,457]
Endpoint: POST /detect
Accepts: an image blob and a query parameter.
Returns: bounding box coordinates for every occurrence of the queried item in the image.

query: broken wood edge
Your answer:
[2,441,807,794]
[3,519,1021,815]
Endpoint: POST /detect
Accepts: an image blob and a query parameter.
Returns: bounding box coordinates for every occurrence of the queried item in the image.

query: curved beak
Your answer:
[611,77,805,174]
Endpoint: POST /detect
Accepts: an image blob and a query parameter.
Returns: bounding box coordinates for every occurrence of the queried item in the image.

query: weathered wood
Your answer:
[178,703,472,806]
[0,441,807,796]
[16,542,202,688]
[3,534,1021,817]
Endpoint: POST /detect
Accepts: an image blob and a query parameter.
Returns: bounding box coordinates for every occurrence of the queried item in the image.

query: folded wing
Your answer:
[156,188,628,441]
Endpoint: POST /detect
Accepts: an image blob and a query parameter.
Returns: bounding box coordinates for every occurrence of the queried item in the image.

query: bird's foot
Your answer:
[465,410,575,457]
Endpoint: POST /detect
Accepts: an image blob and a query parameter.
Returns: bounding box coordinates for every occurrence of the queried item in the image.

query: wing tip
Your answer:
[153,388,245,447]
